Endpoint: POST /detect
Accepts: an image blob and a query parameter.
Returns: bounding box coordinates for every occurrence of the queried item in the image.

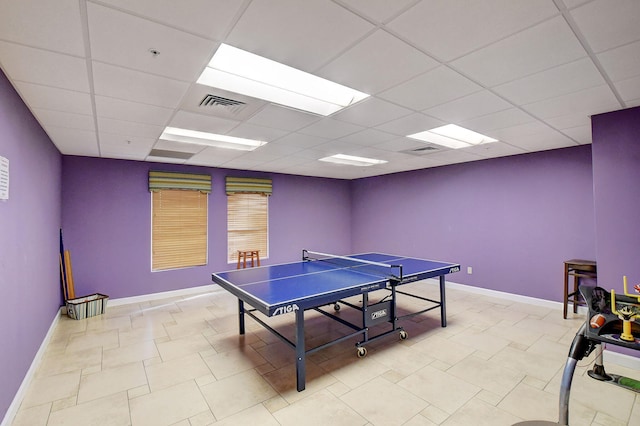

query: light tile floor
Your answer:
[10,281,640,426]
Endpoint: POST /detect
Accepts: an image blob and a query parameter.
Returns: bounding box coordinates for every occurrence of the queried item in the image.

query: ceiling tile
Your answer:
[95,0,245,40]
[14,82,92,115]
[462,141,527,159]
[0,42,89,92]
[338,0,416,23]
[45,126,99,155]
[502,128,578,151]
[373,137,427,153]
[317,29,439,94]
[97,117,163,139]
[451,16,586,87]
[597,40,640,82]
[226,0,374,72]
[95,96,173,126]
[92,62,189,108]
[615,75,640,103]
[544,110,598,130]
[0,0,85,55]
[168,110,239,135]
[32,108,94,132]
[87,3,215,82]
[185,147,246,167]
[270,133,329,150]
[522,85,620,119]
[298,118,364,140]
[258,155,314,172]
[387,0,559,61]
[227,122,289,142]
[379,66,482,111]
[99,133,156,158]
[414,149,484,166]
[563,0,591,8]
[493,57,605,105]
[489,121,552,142]
[460,108,535,134]
[252,142,306,157]
[375,113,444,137]
[332,97,413,128]
[337,129,397,147]
[424,90,513,123]
[570,0,640,53]
[561,125,592,145]
[246,105,320,132]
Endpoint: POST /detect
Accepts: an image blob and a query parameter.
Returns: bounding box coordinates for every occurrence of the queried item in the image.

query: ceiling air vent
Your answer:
[199,94,246,115]
[401,145,440,156]
[148,149,194,160]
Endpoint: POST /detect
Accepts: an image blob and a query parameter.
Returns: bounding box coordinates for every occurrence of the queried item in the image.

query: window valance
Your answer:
[149,171,211,193]
[225,176,272,196]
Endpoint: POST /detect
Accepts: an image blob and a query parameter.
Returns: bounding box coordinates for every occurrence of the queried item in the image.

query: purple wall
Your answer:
[0,70,62,419]
[590,106,640,359]
[592,106,640,292]
[351,146,596,302]
[61,157,351,299]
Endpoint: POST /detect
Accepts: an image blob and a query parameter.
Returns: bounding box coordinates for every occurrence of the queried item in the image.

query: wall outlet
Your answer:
[467,266,473,274]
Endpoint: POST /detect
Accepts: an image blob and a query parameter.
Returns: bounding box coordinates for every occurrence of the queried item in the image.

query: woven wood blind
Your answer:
[227,193,268,263]
[149,170,211,193]
[225,176,272,196]
[152,189,208,270]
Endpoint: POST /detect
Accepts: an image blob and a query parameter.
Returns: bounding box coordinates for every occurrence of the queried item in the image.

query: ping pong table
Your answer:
[211,250,460,391]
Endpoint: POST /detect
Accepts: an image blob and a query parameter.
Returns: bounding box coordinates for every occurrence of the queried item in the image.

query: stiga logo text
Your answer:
[273,304,299,315]
[371,309,387,320]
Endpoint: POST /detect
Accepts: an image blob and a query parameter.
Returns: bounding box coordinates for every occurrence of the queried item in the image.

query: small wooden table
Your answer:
[237,250,260,269]
[563,259,597,319]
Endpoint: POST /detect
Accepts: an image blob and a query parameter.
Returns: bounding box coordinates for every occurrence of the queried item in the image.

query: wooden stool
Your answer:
[237,250,260,269]
[563,259,597,319]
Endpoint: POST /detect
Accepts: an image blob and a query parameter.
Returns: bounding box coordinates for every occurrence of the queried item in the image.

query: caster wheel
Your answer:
[399,330,408,340]
[356,347,367,358]
[333,303,340,311]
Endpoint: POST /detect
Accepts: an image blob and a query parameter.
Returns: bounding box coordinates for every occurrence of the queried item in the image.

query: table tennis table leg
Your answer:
[238,299,246,335]
[295,308,306,391]
[440,275,447,327]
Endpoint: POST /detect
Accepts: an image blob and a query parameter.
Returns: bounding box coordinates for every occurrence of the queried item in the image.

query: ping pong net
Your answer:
[302,250,402,282]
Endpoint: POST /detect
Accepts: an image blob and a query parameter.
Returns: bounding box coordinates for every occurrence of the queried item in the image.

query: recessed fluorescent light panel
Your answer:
[160,126,266,151]
[198,44,369,116]
[319,154,387,167]
[407,124,498,149]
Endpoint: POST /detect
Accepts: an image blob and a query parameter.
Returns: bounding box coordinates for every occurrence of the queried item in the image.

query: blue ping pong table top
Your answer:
[212,253,460,317]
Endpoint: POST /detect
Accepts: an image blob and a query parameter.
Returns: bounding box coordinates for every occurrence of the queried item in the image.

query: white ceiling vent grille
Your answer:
[402,145,441,156]
[148,149,194,160]
[199,94,246,115]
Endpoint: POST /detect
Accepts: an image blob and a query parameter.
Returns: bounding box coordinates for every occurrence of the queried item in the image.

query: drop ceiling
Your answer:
[0,0,638,179]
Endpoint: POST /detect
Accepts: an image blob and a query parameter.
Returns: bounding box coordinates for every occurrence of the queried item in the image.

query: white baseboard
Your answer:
[108,284,223,307]
[1,309,62,426]
[446,280,565,310]
[603,347,640,370]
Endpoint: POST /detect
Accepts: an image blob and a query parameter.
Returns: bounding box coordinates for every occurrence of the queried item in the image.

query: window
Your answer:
[225,177,272,263]
[149,171,211,270]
